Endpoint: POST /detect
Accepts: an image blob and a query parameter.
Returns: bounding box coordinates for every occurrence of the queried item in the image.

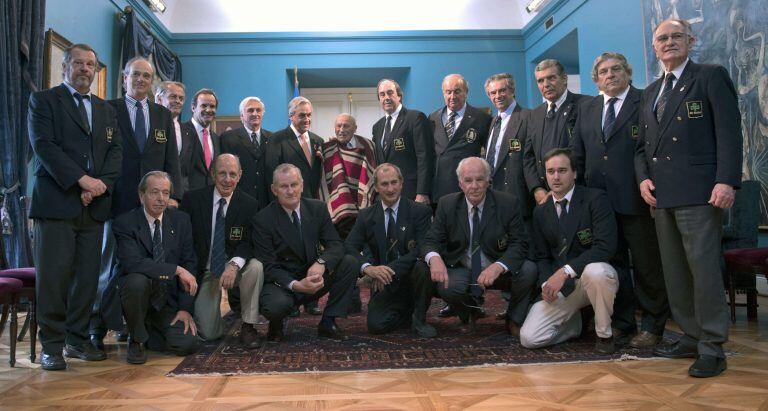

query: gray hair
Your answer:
[591,52,633,83]
[376,79,403,100]
[335,113,357,127]
[155,81,185,97]
[484,72,516,95]
[239,96,265,114]
[372,163,403,186]
[455,157,491,181]
[443,74,469,92]
[288,96,311,117]
[212,153,242,173]
[138,170,173,194]
[272,163,303,184]
[123,56,153,75]
[535,59,566,77]
[654,18,694,37]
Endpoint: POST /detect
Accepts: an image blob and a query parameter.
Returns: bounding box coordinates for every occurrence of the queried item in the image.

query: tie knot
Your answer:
[449,111,457,120]
[549,102,557,112]
[386,115,392,121]
[74,92,89,101]
[665,72,676,82]
[386,207,394,216]
[558,199,568,208]
[608,97,618,105]
[291,210,299,223]
[135,100,143,109]
[202,128,209,136]
[154,219,161,230]
[218,197,227,207]
[472,206,479,214]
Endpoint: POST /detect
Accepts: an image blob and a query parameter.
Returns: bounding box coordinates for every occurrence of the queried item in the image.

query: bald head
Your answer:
[442,74,468,112]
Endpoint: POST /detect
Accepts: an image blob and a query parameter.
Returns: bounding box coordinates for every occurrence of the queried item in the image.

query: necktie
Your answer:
[134,100,147,152]
[385,207,397,263]
[546,102,556,119]
[202,128,212,170]
[291,210,302,243]
[150,219,167,310]
[486,115,503,174]
[655,73,676,123]
[445,111,457,139]
[470,206,482,298]
[299,134,312,165]
[210,197,227,278]
[603,97,618,141]
[251,132,260,150]
[73,93,91,134]
[382,115,392,150]
[557,199,569,219]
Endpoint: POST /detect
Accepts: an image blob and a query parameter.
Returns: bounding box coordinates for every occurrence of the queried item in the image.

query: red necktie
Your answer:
[202,128,212,169]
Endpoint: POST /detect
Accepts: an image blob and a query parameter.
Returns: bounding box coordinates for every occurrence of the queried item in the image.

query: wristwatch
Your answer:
[316,258,326,265]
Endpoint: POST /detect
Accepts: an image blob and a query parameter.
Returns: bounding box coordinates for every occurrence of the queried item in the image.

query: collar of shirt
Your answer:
[603,86,630,117]
[465,197,486,220]
[551,185,576,209]
[546,90,570,112]
[289,123,307,140]
[281,204,301,221]
[244,124,259,137]
[213,188,233,213]
[443,103,467,125]
[497,100,517,120]
[388,104,403,123]
[62,81,92,100]
[143,208,164,234]
[381,197,401,216]
[665,58,689,83]
[191,117,210,136]
[344,137,357,149]
[125,94,148,108]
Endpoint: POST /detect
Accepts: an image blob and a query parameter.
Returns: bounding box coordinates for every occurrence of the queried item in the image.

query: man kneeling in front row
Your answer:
[114,171,200,364]
[520,148,619,354]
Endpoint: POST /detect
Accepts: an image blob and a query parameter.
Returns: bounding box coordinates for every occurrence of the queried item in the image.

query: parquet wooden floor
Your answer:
[2,295,767,410]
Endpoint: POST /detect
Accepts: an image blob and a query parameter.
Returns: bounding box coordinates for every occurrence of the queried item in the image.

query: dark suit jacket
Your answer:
[489,104,534,218]
[344,198,432,278]
[28,84,122,222]
[422,190,527,274]
[109,98,182,216]
[634,61,742,209]
[572,86,648,216]
[429,104,492,201]
[371,107,434,200]
[180,187,258,281]
[180,120,220,193]
[113,207,197,313]
[252,198,344,288]
[523,91,588,192]
[220,126,273,209]
[265,127,324,199]
[531,185,617,296]
[177,117,195,197]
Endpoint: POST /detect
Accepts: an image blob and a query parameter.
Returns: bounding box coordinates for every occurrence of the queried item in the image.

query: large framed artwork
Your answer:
[642,0,768,226]
[43,29,107,98]
[213,116,242,134]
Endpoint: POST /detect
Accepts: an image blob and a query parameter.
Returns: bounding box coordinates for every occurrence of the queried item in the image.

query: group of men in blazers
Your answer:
[28,16,741,379]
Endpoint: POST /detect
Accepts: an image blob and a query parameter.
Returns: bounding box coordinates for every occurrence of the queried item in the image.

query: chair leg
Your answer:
[0,303,8,337]
[29,299,37,363]
[9,296,18,367]
[727,273,737,323]
[17,312,29,342]
[747,289,758,321]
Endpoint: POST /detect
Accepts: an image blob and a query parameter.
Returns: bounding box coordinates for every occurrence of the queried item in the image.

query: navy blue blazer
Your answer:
[634,61,742,208]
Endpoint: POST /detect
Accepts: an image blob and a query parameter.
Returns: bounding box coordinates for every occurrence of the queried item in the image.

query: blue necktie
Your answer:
[655,73,676,123]
[135,100,147,152]
[470,206,482,298]
[603,97,618,141]
[210,197,227,278]
[150,219,167,310]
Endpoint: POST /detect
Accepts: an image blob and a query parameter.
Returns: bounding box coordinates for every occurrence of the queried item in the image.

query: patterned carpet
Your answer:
[169,291,669,376]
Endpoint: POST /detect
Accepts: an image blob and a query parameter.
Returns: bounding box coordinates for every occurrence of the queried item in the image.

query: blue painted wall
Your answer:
[170,31,526,131]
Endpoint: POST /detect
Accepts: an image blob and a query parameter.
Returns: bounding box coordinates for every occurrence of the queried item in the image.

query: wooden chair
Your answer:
[723,248,765,322]
[0,267,36,363]
[0,277,23,367]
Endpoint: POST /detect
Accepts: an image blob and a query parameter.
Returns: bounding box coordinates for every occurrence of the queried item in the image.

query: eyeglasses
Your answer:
[654,32,689,43]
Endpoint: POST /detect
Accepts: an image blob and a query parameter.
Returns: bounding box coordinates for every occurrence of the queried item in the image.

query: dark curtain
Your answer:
[0,0,45,268]
[121,11,181,82]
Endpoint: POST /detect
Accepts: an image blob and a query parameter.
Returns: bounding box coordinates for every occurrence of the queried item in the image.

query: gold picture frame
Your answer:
[213,116,242,134]
[44,29,107,98]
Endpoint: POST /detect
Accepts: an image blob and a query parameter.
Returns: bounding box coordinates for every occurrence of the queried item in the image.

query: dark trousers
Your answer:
[655,205,728,358]
[618,213,670,335]
[34,213,103,354]
[260,255,357,321]
[119,273,198,355]
[90,219,123,336]
[367,263,433,334]
[413,259,537,325]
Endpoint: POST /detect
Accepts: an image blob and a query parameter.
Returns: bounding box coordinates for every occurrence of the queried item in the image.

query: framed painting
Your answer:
[43,29,107,98]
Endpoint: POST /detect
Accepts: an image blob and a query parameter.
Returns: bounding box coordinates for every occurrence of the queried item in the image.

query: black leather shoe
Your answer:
[411,314,437,338]
[438,303,457,318]
[64,343,107,361]
[126,339,147,364]
[40,352,67,371]
[317,322,349,341]
[90,334,105,351]
[595,336,616,355]
[653,341,697,359]
[288,306,300,318]
[305,302,322,316]
[116,327,129,342]
[240,323,264,349]
[688,354,726,378]
[267,320,285,342]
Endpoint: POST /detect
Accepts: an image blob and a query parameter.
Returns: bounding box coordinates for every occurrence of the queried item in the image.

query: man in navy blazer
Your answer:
[115,171,199,364]
[572,52,669,349]
[428,74,491,203]
[90,57,183,349]
[28,44,122,370]
[635,19,742,378]
[372,79,434,202]
[181,89,220,193]
[344,163,434,336]
[520,148,619,354]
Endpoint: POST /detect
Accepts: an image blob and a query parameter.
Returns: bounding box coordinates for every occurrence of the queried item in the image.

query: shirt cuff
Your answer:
[229,257,245,270]
[425,252,440,266]
[288,280,297,291]
[360,262,371,275]
[563,264,576,278]
[495,261,508,272]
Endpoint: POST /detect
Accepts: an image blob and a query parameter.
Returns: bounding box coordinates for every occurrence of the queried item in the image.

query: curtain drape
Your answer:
[121,11,181,83]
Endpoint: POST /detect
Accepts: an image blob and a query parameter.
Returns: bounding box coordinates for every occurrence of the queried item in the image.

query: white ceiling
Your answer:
[153,0,537,33]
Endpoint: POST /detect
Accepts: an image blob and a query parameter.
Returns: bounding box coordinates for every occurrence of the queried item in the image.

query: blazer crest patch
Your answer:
[497,234,508,250]
[393,137,405,151]
[154,129,167,143]
[229,226,243,241]
[577,228,593,246]
[465,128,477,143]
[407,239,416,251]
[631,125,639,139]
[106,127,114,142]
[509,139,522,152]
[686,101,703,119]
